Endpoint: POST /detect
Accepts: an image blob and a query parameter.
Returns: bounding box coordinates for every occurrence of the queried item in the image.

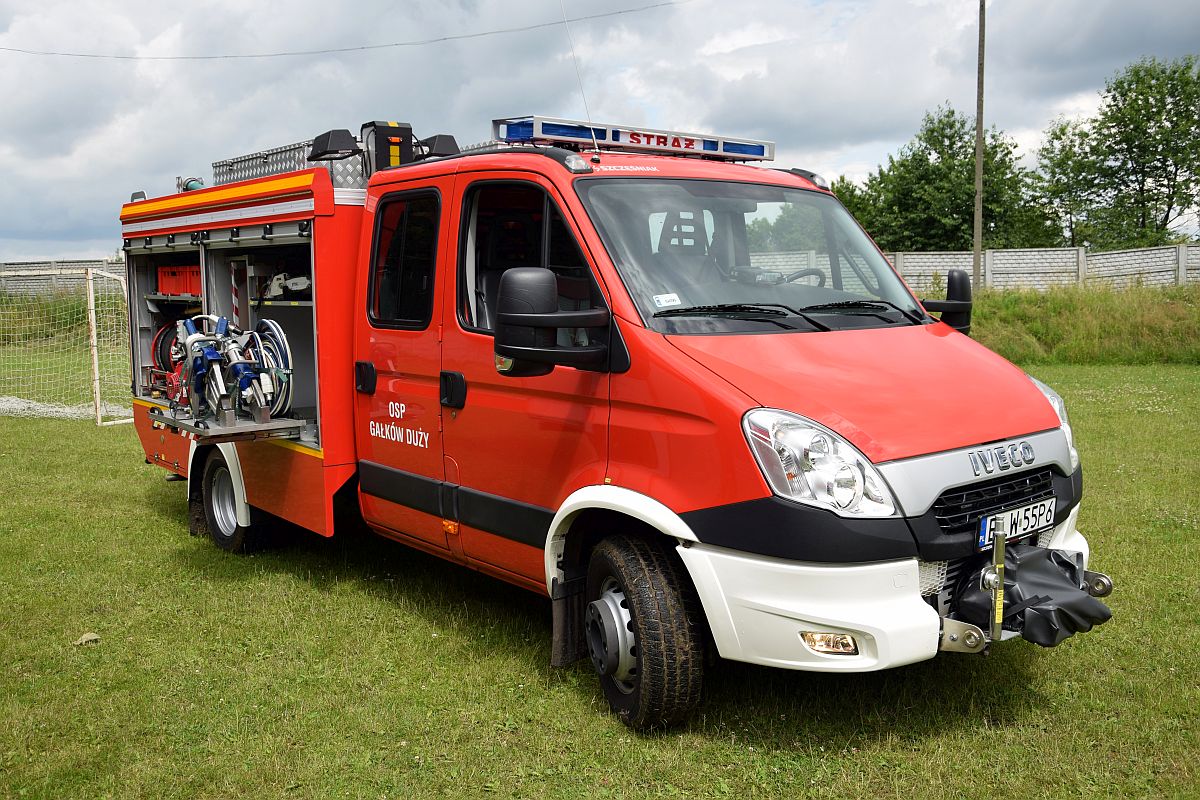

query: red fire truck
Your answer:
[121,116,1112,728]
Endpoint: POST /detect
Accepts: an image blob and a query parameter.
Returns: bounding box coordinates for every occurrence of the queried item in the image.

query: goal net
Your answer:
[0,264,132,424]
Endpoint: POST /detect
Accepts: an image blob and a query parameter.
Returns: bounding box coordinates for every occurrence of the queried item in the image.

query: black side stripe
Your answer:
[360,461,445,517]
[359,460,553,549]
[458,486,553,549]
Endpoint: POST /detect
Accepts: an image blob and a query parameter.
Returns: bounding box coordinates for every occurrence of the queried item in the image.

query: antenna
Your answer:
[558,0,602,160]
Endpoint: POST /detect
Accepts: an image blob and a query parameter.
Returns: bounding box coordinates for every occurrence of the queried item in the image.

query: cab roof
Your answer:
[369,146,830,194]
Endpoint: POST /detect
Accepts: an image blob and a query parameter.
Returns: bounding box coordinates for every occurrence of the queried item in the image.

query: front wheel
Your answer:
[585,535,705,729]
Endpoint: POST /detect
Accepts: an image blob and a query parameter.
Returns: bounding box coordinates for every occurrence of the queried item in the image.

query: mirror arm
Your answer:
[920,299,972,313]
[497,308,610,328]
[495,342,608,368]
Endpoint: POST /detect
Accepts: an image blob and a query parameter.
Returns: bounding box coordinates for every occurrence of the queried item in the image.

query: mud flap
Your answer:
[550,576,587,667]
[955,545,1113,647]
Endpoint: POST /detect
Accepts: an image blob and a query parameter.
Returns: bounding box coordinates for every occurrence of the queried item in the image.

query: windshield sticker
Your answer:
[653,293,682,308]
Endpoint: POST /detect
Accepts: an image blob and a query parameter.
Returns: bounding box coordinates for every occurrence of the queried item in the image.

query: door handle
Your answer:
[354,360,377,394]
[439,371,467,409]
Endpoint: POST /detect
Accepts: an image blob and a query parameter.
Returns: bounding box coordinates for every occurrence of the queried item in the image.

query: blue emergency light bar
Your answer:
[493,115,775,162]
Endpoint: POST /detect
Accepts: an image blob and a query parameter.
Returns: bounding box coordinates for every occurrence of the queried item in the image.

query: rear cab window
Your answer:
[369,191,440,329]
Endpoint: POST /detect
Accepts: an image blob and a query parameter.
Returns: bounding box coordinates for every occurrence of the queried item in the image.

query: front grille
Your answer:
[932,468,1054,537]
[921,555,975,613]
[918,560,948,596]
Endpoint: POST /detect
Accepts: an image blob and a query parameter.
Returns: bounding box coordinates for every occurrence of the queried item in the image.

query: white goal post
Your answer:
[0,264,133,425]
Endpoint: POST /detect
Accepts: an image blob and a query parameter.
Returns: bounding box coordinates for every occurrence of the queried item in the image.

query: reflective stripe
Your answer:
[121,199,315,235]
[120,173,314,219]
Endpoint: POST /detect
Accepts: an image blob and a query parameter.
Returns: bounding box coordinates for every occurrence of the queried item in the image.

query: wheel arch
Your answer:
[186,441,251,528]
[544,485,699,595]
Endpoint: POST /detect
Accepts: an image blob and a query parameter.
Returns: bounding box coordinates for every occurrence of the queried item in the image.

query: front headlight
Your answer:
[1029,376,1079,472]
[743,409,897,518]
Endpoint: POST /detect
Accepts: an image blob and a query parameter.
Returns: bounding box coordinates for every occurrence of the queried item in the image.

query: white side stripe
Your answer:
[333,189,367,206]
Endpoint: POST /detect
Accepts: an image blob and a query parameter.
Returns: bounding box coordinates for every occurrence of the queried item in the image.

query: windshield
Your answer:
[576,178,926,334]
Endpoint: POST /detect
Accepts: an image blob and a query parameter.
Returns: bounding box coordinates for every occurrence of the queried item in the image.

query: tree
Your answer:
[1035,119,1096,247]
[837,105,1056,252]
[1034,55,1200,250]
[829,175,872,225]
[1091,55,1200,247]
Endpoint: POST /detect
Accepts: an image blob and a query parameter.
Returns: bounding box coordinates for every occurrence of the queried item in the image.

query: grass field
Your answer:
[1,365,1198,799]
[970,284,1200,365]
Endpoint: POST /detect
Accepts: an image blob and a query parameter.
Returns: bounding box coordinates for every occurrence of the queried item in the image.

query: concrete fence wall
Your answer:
[1085,246,1179,289]
[884,244,1200,294]
[3,247,1198,296]
[0,259,125,294]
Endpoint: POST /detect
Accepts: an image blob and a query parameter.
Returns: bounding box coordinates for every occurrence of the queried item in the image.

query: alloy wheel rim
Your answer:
[210,466,238,538]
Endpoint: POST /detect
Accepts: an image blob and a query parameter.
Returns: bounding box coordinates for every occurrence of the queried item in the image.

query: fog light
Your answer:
[801,631,859,655]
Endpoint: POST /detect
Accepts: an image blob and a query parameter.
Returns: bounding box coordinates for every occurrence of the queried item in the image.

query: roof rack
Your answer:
[211,121,460,188]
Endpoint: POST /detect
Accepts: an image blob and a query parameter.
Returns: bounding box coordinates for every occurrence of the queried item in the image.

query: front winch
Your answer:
[952,544,1113,647]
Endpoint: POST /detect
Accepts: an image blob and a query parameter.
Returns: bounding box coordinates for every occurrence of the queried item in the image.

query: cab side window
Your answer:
[370,192,440,328]
[458,183,601,345]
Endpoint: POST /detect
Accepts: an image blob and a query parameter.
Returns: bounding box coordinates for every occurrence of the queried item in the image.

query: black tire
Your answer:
[585,534,705,729]
[197,450,263,553]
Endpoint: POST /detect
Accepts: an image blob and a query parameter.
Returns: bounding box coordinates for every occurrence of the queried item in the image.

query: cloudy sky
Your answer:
[0,0,1194,260]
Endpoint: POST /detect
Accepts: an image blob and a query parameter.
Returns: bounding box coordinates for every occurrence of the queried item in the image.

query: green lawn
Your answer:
[1,365,1197,799]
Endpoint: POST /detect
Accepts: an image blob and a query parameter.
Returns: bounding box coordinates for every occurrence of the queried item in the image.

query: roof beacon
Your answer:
[494,115,775,162]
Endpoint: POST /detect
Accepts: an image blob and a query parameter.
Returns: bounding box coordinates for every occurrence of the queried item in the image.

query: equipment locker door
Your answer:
[354,181,454,552]
[439,174,610,586]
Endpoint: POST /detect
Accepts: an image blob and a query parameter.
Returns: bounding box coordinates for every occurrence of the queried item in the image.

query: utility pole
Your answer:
[972,0,986,287]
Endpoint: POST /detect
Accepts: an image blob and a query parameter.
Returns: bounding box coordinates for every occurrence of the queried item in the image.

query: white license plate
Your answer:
[977,497,1056,550]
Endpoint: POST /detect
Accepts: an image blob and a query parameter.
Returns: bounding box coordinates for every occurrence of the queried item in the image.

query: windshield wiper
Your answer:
[655,303,786,317]
[799,299,925,325]
[653,303,830,331]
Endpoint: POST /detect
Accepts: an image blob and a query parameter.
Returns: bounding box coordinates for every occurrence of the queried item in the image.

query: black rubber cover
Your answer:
[681,496,918,563]
[954,544,1112,647]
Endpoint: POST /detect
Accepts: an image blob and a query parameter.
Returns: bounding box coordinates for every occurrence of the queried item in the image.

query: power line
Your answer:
[0,1,691,61]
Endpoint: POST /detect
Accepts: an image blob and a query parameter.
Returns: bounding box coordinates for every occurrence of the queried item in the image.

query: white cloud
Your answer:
[0,0,1194,259]
[698,24,794,57]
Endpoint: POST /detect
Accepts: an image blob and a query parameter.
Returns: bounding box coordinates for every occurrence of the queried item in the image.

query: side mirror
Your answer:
[921,268,973,336]
[493,268,610,377]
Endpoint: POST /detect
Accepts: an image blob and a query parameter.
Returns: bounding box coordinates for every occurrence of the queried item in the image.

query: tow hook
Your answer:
[1083,570,1114,598]
[939,617,987,653]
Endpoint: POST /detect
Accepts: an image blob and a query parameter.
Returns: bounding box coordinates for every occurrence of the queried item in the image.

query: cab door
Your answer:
[354,180,454,552]
[440,173,610,586]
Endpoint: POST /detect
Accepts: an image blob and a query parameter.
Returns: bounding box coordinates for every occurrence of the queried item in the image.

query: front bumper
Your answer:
[677,543,942,672]
[677,513,1099,673]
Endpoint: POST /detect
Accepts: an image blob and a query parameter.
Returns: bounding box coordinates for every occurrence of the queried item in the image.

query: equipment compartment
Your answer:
[126,223,320,447]
[128,245,205,403]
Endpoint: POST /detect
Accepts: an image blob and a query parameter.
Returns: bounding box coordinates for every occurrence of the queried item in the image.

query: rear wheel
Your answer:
[197,450,263,553]
[585,534,705,729]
